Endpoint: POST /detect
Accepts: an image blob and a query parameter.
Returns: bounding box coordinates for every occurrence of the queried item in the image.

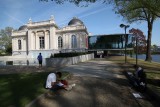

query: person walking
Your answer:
[37,53,43,68]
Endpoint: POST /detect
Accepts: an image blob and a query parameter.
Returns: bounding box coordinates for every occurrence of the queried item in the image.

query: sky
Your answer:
[0,0,160,46]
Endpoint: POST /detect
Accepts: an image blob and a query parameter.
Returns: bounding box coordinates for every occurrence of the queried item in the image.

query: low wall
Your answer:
[0,56,45,66]
[0,53,94,66]
[46,53,94,67]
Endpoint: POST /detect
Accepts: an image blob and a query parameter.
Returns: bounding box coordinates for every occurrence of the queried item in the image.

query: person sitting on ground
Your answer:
[133,65,147,89]
[45,71,75,91]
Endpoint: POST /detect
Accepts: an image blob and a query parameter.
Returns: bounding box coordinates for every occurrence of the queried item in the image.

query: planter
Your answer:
[46,53,94,67]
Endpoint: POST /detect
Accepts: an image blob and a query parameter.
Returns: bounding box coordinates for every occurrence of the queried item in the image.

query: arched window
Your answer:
[58,36,63,48]
[18,40,22,50]
[71,35,77,48]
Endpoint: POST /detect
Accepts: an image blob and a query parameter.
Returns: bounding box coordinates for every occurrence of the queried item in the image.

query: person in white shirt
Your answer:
[45,72,75,91]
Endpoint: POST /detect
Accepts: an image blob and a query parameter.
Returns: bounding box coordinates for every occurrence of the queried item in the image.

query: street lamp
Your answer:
[120,24,130,63]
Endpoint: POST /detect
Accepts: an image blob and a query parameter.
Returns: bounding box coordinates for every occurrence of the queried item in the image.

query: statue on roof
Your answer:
[28,18,32,23]
[50,15,54,20]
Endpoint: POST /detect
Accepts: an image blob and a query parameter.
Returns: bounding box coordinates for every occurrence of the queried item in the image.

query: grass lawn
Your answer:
[1,56,159,106]
[105,56,160,95]
[0,71,70,107]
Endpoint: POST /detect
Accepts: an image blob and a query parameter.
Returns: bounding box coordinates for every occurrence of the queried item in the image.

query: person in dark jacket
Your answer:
[133,65,147,92]
[37,53,43,68]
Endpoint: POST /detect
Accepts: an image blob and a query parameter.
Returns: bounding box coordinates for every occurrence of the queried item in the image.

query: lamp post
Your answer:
[120,24,130,63]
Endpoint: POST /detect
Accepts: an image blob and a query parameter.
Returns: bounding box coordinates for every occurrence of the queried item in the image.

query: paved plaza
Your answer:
[26,59,159,107]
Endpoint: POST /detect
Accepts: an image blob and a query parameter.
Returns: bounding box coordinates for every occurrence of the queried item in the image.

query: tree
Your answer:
[40,0,97,6]
[138,0,160,18]
[0,27,13,54]
[48,0,160,15]
[48,0,160,61]
[111,0,158,62]
[151,44,158,52]
[129,28,147,54]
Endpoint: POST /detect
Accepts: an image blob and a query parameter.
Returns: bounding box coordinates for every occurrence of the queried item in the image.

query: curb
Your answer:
[25,93,46,107]
[146,85,160,102]
[124,71,160,103]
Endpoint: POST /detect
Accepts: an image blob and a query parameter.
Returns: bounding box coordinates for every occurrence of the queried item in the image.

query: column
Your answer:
[68,34,71,49]
[36,31,39,50]
[45,31,47,49]
[35,32,37,50]
[48,31,50,49]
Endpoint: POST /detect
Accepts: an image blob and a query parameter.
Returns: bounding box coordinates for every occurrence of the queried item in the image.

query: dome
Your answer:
[18,25,27,31]
[68,17,84,26]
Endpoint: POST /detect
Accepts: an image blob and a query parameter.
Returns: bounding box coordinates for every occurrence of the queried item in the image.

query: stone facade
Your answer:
[11,16,88,58]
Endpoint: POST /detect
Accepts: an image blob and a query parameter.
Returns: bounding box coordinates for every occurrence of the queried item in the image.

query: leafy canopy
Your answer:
[0,27,13,54]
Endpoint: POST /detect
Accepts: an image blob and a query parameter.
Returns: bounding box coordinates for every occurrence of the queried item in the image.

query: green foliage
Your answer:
[50,53,54,58]
[139,0,160,17]
[40,0,111,6]
[44,0,160,16]
[112,0,159,62]
[113,0,157,23]
[151,44,160,54]
[5,43,12,54]
[51,52,90,58]
[0,72,48,107]
[0,27,13,54]
[151,52,160,54]
[45,0,159,61]
[0,71,70,107]
[54,0,96,4]
[0,50,4,56]
[6,61,13,65]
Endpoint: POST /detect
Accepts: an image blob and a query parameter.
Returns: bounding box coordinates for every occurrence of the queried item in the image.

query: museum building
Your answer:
[11,16,88,58]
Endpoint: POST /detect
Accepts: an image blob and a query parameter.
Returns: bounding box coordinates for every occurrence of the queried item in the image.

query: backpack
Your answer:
[61,80,68,86]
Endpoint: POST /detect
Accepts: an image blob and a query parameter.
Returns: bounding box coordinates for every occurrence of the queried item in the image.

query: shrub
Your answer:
[6,61,13,65]
[51,52,91,58]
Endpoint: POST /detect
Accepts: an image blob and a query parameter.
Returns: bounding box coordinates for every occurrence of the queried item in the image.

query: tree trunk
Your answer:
[145,22,152,62]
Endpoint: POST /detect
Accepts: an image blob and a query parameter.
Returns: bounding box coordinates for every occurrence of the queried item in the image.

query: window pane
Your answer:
[39,37,45,49]
[72,35,77,48]
[88,34,133,49]
[18,40,21,50]
[58,36,63,48]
